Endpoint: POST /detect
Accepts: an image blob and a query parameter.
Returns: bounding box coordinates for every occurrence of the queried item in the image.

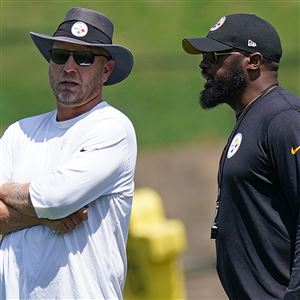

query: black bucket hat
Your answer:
[182,13,282,63]
[30,7,134,85]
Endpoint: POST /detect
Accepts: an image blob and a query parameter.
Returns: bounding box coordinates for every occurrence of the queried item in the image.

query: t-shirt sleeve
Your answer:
[267,109,300,208]
[267,109,300,296]
[29,118,135,219]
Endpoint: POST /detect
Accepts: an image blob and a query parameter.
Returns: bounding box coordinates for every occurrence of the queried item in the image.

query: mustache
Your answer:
[60,72,81,83]
[201,71,213,81]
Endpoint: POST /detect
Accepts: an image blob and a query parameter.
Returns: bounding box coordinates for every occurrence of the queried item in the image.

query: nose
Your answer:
[62,54,78,71]
[199,58,210,69]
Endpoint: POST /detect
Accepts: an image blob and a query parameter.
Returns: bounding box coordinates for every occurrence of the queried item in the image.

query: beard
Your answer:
[199,59,246,109]
[49,69,102,105]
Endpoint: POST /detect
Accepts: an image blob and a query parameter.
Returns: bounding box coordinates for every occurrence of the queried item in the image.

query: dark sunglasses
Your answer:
[202,51,240,65]
[49,49,111,67]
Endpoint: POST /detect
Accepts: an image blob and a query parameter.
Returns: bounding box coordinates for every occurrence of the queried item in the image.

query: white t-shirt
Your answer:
[0,101,137,299]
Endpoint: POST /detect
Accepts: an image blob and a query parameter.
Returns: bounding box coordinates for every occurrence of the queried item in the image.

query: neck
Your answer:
[56,97,102,121]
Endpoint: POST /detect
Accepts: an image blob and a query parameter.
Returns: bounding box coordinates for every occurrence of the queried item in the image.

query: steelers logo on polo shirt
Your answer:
[227,133,242,159]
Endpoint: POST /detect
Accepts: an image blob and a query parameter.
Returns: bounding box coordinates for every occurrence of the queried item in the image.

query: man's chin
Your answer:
[199,88,222,109]
[199,98,220,109]
[56,94,81,105]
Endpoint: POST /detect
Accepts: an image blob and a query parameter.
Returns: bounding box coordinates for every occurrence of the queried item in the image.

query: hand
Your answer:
[42,206,88,234]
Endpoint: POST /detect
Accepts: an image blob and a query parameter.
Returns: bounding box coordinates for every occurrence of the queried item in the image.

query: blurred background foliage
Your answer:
[1,0,300,149]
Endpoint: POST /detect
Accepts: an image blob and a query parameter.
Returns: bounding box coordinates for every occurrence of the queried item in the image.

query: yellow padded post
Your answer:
[124,188,187,300]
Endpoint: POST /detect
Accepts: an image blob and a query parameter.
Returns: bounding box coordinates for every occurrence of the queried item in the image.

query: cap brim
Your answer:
[182,37,233,54]
[30,32,133,85]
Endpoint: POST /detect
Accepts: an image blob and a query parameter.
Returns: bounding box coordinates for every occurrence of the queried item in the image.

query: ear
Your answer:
[247,52,263,70]
[102,59,116,84]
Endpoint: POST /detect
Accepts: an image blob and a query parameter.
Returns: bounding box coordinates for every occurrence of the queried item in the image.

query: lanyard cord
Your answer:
[211,85,278,239]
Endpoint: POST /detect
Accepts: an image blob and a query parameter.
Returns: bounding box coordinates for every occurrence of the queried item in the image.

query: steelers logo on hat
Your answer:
[71,21,88,37]
[227,133,242,159]
[210,16,226,31]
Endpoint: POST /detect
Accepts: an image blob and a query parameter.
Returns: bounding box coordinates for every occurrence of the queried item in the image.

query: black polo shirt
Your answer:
[215,87,300,299]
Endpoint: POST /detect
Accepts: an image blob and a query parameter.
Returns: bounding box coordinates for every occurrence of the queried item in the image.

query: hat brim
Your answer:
[30,32,133,85]
[182,37,233,54]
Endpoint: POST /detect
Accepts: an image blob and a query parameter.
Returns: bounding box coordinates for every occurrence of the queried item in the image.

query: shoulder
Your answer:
[251,87,300,126]
[264,95,300,144]
[95,102,133,122]
[263,87,300,112]
[18,111,55,131]
[75,102,136,148]
[87,101,135,133]
[2,111,54,137]
[267,88,300,126]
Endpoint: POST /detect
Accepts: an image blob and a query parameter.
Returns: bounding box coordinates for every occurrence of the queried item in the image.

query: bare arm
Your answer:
[0,183,36,217]
[0,200,41,234]
[0,185,88,235]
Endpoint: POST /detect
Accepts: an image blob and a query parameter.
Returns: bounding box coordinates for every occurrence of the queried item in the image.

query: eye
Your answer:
[74,52,95,66]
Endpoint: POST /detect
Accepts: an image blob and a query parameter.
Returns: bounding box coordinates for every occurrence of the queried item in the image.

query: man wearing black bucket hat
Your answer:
[183,13,300,299]
[0,7,136,299]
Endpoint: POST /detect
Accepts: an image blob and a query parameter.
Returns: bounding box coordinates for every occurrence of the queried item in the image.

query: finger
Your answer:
[74,208,88,221]
[80,208,88,220]
[63,218,76,231]
[49,221,62,233]
[70,210,88,226]
[49,219,72,234]
[69,213,83,225]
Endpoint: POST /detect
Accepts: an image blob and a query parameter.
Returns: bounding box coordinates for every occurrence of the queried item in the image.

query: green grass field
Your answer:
[2,1,299,149]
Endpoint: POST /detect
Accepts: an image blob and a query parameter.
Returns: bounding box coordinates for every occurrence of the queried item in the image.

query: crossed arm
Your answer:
[0,182,88,235]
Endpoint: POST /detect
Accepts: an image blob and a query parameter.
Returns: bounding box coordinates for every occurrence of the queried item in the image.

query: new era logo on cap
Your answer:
[248,40,257,47]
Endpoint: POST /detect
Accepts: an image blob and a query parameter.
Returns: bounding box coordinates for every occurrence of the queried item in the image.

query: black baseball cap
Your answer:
[182,13,282,62]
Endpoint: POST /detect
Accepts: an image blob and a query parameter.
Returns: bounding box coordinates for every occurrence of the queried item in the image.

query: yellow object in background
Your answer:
[124,188,187,300]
